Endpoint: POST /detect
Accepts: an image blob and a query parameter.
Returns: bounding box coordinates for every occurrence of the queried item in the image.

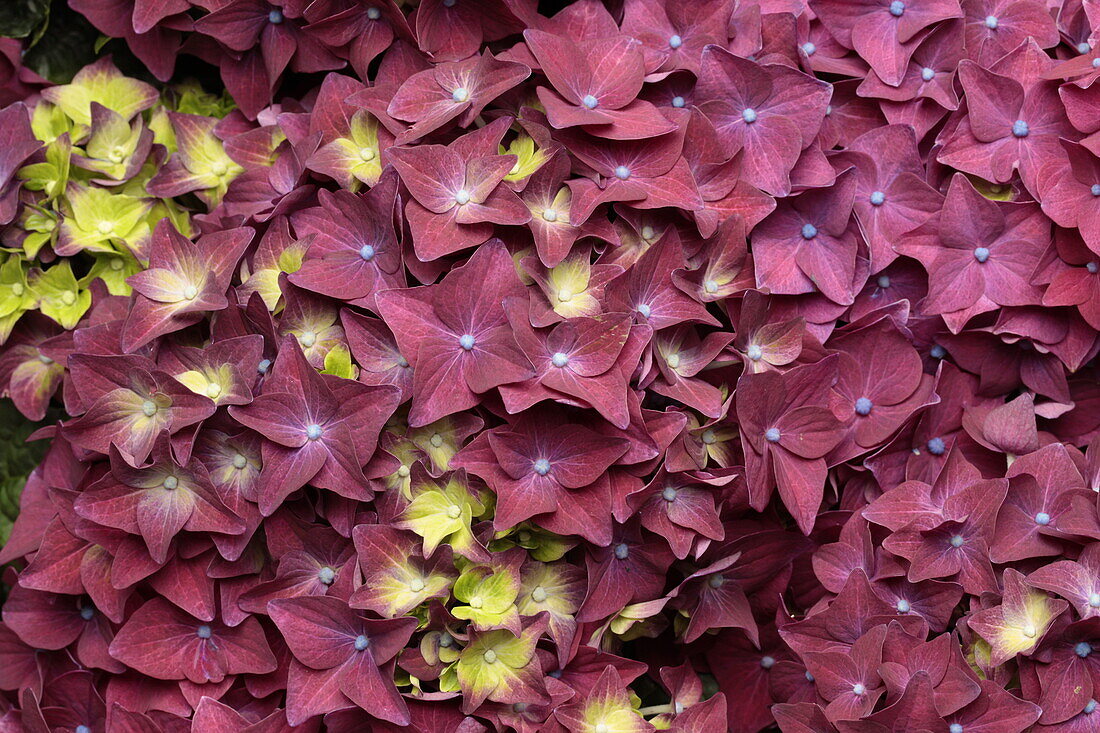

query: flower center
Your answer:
[366,4,381,17]
[870,190,885,206]
[197,625,212,639]
[1034,512,1051,525]
[409,577,425,592]
[306,424,323,441]
[354,634,370,651]
[637,303,652,318]
[708,574,724,588]
[949,725,963,733]
[614,543,630,560]
[483,649,497,664]
[1022,624,1037,638]
[855,397,873,416]
[1091,593,1100,608]
[446,504,461,519]
[258,359,271,374]
[1012,119,1029,138]
[926,437,946,455]
[702,429,717,445]
[459,334,475,350]
[141,400,157,417]
[802,42,816,56]
[205,383,221,399]
[1086,700,1099,714]
[1091,184,1100,197]
[268,9,284,23]
[231,453,248,470]
[984,15,998,28]
[541,208,558,222]
[614,165,631,180]
[582,94,599,109]
[662,486,678,502]
[533,458,551,476]
[299,330,316,348]
[80,604,95,621]
[747,344,763,361]
[889,0,905,16]
[318,566,335,585]
[641,225,656,240]
[666,353,681,369]
[61,291,76,305]
[451,87,469,103]
[852,683,866,695]
[430,433,444,448]
[359,147,375,161]
[949,534,965,548]
[921,67,936,81]
[163,476,178,490]
[454,189,471,205]
[557,288,573,302]
[397,465,410,477]
[765,427,781,443]
[801,223,818,239]
[359,244,376,261]
[669,34,683,49]
[551,352,569,367]
[877,275,891,288]
[211,161,228,176]
[672,95,685,107]
[11,283,23,296]
[931,344,946,359]
[97,221,114,235]
[1077,642,1093,658]
[896,599,911,613]
[531,586,547,603]
[742,108,757,123]
[704,279,719,293]
[38,353,52,364]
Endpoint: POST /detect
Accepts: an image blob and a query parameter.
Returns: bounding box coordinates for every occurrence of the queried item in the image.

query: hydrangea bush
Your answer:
[0,0,1099,730]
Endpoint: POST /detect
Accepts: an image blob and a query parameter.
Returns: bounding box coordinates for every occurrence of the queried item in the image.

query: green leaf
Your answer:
[21,3,99,83]
[0,0,49,40]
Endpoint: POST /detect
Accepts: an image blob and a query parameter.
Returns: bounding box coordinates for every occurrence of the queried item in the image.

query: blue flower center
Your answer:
[80,604,95,621]
[1091,184,1100,196]
[451,87,468,103]
[459,334,475,350]
[984,15,998,28]
[896,599,911,613]
[197,625,212,639]
[533,458,551,476]
[258,358,271,374]
[359,244,375,261]
[268,9,284,23]
[921,67,935,81]
[870,190,885,206]
[614,543,630,560]
[877,275,891,288]
[669,34,682,49]
[614,165,631,180]
[1079,42,1093,53]
[855,397,873,416]
[742,108,758,123]
[1012,119,1030,138]
[931,344,946,359]
[1077,642,1093,658]
[306,424,323,441]
[1089,262,1099,274]
[76,727,91,733]
[637,303,652,318]
[927,437,946,455]
[1035,512,1051,525]
[582,94,599,109]
[973,247,991,263]
[366,7,381,20]
[801,223,818,239]
[949,725,963,733]
[1087,699,1099,714]
[662,486,678,502]
[354,634,370,651]
[318,566,336,585]
[671,95,685,108]
[765,427,781,443]
[760,655,775,669]
[889,1,905,16]
[949,534,965,548]
[551,352,569,368]
[802,42,816,56]
[853,683,866,695]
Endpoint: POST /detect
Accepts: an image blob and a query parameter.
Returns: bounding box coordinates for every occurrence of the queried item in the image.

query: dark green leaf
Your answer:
[0,0,49,40]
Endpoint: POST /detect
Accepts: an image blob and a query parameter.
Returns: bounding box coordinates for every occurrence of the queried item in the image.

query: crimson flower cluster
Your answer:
[0,0,1098,730]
